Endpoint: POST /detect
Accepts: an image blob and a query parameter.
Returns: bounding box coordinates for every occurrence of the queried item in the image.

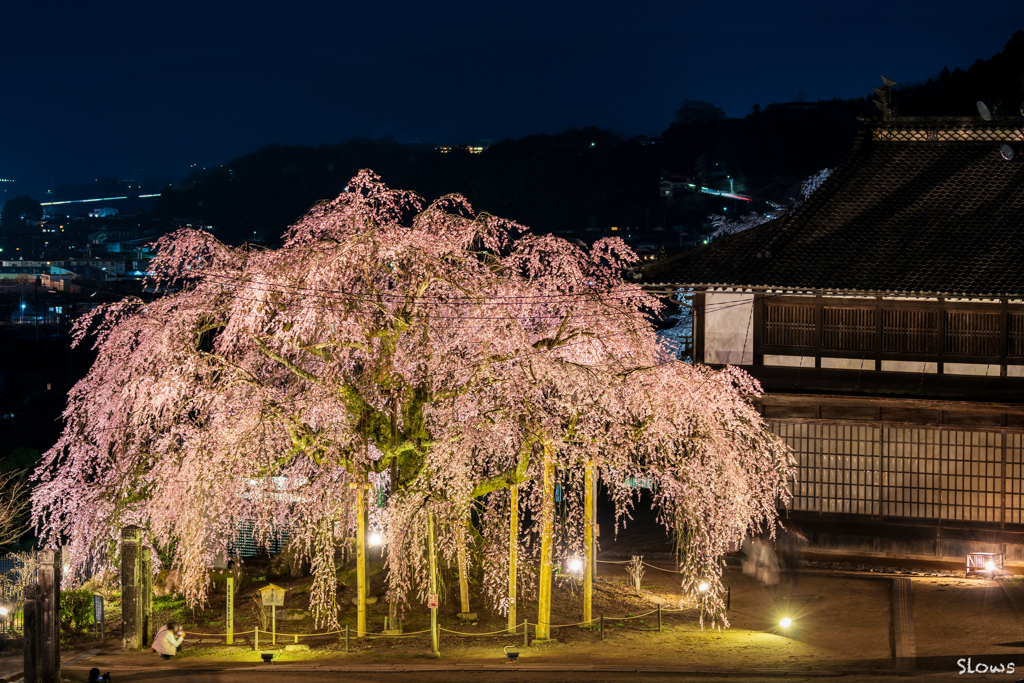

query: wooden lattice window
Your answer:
[945,311,1001,355]
[823,307,875,350]
[765,303,814,347]
[1011,313,1024,357]
[882,309,938,353]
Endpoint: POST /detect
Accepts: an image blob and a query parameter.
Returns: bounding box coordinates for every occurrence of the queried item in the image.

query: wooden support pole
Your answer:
[508,485,519,633]
[356,483,367,638]
[600,613,604,640]
[429,511,439,655]
[254,627,258,651]
[456,522,471,615]
[535,446,555,640]
[583,461,594,624]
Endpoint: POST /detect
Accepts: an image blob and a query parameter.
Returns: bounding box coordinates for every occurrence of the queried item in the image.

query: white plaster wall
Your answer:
[821,357,874,370]
[704,291,754,365]
[945,362,1001,377]
[881,360,938,373]
[1009,365,1024,377]
[764,355,815,367]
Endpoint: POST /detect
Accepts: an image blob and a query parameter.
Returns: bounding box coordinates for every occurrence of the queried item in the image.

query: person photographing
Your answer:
[151,621,185,659]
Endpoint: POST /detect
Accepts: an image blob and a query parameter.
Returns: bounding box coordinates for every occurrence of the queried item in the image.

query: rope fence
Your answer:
[185,602,693,653]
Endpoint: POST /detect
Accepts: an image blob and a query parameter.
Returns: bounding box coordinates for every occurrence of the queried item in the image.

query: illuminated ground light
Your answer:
[368,532,382,547]
[698,582,709,593]
[985,561,996,571]
[568,558,583,573]
[779,617,792,628]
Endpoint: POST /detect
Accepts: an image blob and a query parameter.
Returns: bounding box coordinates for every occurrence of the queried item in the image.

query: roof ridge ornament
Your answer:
[873,76,899,120]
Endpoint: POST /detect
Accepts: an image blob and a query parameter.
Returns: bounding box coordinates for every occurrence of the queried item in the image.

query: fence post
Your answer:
[254,627,259,651]
[658,604,662,632]
[37,549,60,683]
[23,586,38,683]
[345,625,350,653]
[522,619,527,648]
[600,614,604,641]
[727,586,731,611]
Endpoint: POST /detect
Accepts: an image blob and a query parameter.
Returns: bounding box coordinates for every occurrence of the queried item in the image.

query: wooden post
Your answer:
[508,486,518,633]
[535,446,555,640]
[23,586,38,683]
[583,461,594,624]
[522,619,528,648]
[356,483,368,638]
[657,603,662,632]
[428,511,439,655]
[600,613,604,640]
[37,549,60,683]
[456,523,471,616]
[120,526,142,650]
[272,605,276,646]
[140,548,152,648]
[226,577,234,645]
[254,627,258,651]
[345,625,349,653]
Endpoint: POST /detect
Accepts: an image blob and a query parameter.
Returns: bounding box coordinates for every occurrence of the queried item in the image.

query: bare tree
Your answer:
[0,468,28,547]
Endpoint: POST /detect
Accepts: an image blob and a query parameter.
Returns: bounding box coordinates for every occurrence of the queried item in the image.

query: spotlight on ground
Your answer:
[779,617,792,629]
[568,558,583,573]
[368,532,382,547]
[698,582,709,593]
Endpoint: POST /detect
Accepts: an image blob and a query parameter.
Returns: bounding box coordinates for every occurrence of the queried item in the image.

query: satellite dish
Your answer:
[977,101,994,120]
[1000,144,1015,161]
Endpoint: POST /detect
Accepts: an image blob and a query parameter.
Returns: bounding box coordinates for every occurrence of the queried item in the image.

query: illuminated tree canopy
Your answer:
[32,171,791,627]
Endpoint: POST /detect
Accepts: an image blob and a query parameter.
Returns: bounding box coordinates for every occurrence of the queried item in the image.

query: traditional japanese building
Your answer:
[642,114,1024,565]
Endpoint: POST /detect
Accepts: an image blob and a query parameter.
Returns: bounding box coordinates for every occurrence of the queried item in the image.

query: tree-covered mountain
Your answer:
[156,30,1024,245]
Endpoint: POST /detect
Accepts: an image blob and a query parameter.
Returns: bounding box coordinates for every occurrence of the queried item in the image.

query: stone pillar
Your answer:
[37,549,60,683]
[23,585,38,683]
[140,548,153,648]
[121,526,142,650]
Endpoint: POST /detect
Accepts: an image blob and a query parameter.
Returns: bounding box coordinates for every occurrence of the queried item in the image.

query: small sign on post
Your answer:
[226,578,234,645]
[427,594,438,609]
[93,595,104,640]
[258,584,286,646]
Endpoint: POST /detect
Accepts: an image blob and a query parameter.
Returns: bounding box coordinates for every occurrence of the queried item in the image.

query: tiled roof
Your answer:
[644,117,1024,298]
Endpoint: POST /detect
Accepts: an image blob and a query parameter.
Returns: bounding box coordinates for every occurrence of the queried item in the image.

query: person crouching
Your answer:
[151,621,185,659]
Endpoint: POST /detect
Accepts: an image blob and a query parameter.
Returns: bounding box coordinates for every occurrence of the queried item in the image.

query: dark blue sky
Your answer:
[4,0,1023,188]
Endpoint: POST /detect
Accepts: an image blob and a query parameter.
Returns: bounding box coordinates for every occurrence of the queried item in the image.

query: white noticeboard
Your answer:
[427,594,438,609]
[260,584,286,607]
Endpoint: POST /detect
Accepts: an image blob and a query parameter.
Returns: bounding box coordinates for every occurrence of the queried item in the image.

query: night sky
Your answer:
[4,0,1024,188]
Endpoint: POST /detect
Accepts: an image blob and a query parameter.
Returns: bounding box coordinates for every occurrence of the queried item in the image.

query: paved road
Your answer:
[58,668,983,683]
